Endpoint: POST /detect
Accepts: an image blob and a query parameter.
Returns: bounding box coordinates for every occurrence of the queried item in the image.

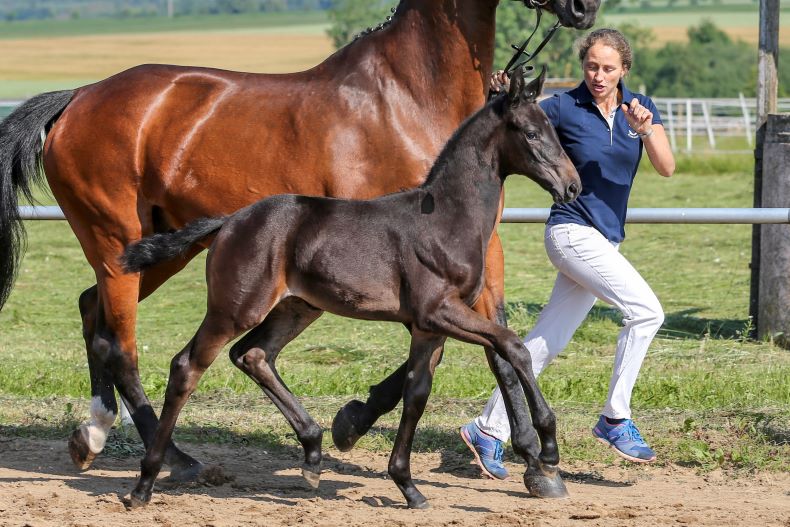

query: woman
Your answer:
[461,28,675,480]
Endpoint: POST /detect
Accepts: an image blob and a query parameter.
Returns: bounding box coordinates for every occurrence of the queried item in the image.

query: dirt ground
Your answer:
[0,437,787,527]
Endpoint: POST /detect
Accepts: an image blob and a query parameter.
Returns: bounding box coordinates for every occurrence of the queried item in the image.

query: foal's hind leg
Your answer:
[131,317,237,506]
[388,329,445,509]
[229,297,325,487]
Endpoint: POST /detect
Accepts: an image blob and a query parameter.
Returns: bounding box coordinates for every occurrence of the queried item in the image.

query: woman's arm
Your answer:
[621,99,675,178]
[641,124,675,178]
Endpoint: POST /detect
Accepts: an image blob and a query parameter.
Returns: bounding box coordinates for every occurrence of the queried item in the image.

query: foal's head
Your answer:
[499,67,581,204]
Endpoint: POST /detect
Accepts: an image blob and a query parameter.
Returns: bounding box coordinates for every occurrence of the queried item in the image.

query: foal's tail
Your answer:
[121,217,228,273]
[0,90,74,310]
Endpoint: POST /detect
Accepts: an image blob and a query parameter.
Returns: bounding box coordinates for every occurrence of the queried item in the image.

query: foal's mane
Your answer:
[420,94,507,187]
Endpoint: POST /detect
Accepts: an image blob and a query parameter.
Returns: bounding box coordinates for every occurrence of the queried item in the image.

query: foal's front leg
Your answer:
[430,297,567,498]
[388,330,446,509]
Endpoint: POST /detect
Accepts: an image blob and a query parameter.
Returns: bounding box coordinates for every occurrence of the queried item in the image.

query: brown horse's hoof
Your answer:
[523,464,569,499]
[331,400,371,452]
[68,426,97,471]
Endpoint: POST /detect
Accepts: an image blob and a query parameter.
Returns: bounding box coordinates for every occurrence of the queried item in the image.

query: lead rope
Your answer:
[490,7,562,99]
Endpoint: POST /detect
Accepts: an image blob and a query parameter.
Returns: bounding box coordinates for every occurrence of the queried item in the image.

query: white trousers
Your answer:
[475,223,664,442]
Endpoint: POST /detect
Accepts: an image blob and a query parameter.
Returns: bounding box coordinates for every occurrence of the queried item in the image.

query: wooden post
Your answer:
[167,0,174,18]
[751,0,780,338]
[758,115,790,345]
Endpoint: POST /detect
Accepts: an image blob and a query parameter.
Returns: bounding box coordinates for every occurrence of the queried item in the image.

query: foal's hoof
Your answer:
[331,400,371,452]
[165,460,205,484]
[302,465,321,489]
[523,464,569,499]
[408,499,430,510]
[68,426,98,471]
[126,490,151,509]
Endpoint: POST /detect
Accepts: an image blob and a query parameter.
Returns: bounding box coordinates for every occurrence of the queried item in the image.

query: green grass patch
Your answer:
[0,157,788,471]
[0,11,329,40]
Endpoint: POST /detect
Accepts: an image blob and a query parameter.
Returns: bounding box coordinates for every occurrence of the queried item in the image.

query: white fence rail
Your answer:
[19,205,790,224]
[650,96,790,153]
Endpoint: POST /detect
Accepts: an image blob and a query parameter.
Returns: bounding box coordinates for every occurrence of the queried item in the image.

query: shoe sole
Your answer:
[593,435,656,464]
[459,427,509,481]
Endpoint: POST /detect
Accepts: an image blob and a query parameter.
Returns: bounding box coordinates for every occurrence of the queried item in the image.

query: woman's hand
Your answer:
[621,98,653,137]
[490,70,511,93]
[622,98,675,177]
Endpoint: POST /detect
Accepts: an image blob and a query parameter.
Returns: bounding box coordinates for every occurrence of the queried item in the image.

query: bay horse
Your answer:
[121,67,580,508]
[0,0,599,485]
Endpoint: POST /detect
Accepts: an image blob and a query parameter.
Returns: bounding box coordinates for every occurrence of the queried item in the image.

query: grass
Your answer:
[0,11,329,40]
[0,151,787,473]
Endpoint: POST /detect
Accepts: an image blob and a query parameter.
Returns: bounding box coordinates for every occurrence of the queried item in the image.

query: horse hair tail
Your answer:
[0,89,74,311]
[121,216,228,273]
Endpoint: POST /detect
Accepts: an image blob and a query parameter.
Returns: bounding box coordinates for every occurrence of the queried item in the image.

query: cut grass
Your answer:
[0,152,787,471]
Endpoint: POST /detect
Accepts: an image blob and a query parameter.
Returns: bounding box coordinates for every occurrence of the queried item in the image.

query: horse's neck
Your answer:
[385,0,500,109]
[421,107,504,227]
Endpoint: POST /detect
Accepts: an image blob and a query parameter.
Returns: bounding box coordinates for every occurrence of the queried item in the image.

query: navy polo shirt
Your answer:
[539,81,662,242]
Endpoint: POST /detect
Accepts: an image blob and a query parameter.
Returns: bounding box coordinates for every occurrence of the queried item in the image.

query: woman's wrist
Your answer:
[638,128,654,138]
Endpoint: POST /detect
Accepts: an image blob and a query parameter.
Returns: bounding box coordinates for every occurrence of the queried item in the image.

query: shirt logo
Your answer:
[627,129,639,139]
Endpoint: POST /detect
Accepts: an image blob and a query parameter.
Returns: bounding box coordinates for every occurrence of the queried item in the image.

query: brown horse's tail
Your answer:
[0,90,74,311]
[121,217,228,274]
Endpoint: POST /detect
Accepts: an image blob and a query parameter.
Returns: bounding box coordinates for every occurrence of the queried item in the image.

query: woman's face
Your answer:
[582,42,628,103]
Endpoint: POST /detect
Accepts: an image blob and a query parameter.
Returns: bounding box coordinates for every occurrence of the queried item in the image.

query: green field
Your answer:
[0,152,787,472]
[0,11,329,39]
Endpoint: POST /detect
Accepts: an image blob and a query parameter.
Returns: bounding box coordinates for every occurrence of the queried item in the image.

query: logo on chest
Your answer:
[627,129,640,139]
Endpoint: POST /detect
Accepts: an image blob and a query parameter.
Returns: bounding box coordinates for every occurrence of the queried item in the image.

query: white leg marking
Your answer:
[85,396,116,453]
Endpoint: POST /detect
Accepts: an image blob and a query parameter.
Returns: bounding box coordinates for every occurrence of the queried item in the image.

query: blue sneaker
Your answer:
[459,422,509,480]
[592,415,656,463]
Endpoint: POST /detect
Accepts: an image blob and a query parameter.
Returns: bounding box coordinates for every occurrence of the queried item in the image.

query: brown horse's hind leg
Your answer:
[229,297,325,487]
[388,329,445,509]
[69,249,204,479]
[68,285,117,470]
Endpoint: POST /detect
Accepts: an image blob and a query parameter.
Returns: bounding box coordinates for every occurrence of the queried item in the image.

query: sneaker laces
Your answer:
[493,438,505,463]
[624,421,646,445]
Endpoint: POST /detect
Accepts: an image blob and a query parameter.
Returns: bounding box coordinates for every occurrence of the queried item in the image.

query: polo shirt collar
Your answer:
[572,79,634,107]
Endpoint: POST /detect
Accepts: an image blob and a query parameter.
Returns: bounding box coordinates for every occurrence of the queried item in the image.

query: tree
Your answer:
[326,0,396,48]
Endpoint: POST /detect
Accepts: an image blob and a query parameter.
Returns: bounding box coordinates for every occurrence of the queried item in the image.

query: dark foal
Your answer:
[121,68,580,509]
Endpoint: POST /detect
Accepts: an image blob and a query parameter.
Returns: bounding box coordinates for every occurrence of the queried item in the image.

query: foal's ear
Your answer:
[507,66,526,106]
[522,65,547,103]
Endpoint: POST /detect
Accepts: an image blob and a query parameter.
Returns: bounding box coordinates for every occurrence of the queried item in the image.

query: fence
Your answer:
[18,205,790,224]
[652,96,790,153]
[5,96,790,154]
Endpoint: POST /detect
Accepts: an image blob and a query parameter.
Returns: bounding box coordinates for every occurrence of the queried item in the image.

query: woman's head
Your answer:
[576,28,632,102]
[577,29,632,71]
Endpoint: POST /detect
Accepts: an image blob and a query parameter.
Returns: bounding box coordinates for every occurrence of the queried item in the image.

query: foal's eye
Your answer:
[525,131,537,140]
